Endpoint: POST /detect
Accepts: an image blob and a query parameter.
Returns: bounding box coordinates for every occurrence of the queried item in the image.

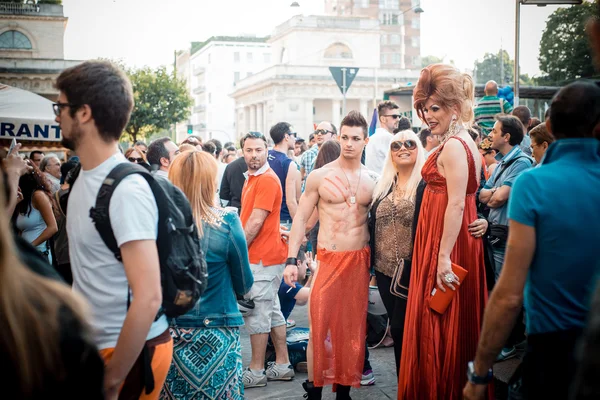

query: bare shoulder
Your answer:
[363,168,380,184]
[305,167,326,190]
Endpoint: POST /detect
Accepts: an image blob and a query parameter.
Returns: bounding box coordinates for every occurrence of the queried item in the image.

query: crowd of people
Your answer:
[1,8,600,399]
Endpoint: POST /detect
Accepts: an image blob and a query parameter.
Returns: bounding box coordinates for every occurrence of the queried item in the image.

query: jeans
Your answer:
[492,243,507,282]
[374,270,408,375]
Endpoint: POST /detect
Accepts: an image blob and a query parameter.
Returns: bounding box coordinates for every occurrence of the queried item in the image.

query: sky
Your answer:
[61,0,567,77]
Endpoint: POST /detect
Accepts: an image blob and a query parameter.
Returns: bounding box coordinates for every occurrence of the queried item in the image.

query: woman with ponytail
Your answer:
[398,64,490,400]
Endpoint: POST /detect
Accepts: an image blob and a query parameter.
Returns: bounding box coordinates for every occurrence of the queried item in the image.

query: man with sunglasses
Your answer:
[365,100,401,175]
[299,121,337,187]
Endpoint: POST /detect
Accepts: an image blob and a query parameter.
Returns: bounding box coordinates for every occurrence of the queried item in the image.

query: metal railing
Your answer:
[0,2,40,15]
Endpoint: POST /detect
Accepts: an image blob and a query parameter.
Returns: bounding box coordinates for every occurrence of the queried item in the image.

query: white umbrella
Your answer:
[0,84,61,142]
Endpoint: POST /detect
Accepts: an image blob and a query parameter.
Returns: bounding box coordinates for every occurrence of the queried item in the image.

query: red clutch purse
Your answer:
[429,263,468,314]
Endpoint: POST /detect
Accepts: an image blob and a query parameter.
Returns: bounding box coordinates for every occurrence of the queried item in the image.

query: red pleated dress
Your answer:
[398,136,490,400]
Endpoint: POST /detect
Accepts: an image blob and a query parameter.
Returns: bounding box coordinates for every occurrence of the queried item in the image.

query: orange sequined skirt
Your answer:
[310,246,370,388]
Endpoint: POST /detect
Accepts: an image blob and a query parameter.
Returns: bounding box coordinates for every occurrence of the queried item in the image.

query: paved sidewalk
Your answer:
[240,305,398,400]
[240,302,516,399]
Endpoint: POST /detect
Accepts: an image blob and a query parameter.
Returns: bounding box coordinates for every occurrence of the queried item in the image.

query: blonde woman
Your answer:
[368,129,426,374]
[0,168,104,399]
[161,151,254,400]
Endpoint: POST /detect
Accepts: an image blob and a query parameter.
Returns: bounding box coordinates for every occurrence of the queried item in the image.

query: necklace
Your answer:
[339,163,362,205]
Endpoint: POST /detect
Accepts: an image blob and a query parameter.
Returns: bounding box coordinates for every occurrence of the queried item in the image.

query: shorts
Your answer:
[99,329,172,400]
[244,261,286,335]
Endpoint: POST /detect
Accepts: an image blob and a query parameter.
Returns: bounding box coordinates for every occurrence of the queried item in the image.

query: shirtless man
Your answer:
[283,111,377,400]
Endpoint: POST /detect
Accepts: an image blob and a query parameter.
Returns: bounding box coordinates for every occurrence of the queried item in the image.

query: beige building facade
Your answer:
[231,15,421,140]
[0,2,79,99]
[324,0,422,70]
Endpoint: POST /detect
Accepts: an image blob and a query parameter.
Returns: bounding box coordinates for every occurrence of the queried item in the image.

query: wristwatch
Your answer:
[467,361,493,385]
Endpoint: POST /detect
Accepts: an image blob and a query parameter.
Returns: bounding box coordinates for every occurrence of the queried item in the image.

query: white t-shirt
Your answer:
[365,127,393,175]
[67,152,168,350]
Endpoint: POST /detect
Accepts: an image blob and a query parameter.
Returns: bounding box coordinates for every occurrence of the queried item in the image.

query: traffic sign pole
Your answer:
[341,67,347,117]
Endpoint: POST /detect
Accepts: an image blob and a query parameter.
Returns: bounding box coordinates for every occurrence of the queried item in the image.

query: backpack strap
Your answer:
[491,155,530,188]
[89,163,169,263]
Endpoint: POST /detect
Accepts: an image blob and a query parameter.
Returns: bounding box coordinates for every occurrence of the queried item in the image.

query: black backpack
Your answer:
[65,162,208,319]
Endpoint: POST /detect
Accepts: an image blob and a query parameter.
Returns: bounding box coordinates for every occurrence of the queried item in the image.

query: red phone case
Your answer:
[429,263,468,314]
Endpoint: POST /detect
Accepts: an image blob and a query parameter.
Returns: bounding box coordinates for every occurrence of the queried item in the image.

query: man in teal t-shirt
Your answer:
[465,80,600,400]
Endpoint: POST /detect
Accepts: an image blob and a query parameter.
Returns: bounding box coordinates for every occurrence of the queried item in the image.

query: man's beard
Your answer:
[61,120,82,151]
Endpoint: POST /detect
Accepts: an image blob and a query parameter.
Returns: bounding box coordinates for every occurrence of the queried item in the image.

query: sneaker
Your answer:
[361,369,376,386]
[496,346,517,362]
[266,361,296,381]
[286,319,296,329]
[243,368,267,388]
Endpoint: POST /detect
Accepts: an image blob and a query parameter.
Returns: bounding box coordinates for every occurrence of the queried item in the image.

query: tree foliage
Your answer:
[124,66,192,143]
[538,2,595,85]
[421,55,443,68]
[474,50,514,86]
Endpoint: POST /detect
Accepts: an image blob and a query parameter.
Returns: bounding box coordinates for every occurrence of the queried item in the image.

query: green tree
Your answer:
[124,66,192,143]
[474,50,514,86]
[538,2,595,85]
[421,55,443,68]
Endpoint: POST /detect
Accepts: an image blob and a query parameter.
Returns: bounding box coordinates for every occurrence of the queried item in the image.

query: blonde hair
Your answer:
[372,129,426,203]
[0,172,90,396]
[178,143,196,152]
[124,145,147,162]
[413,63,475,126]
[168,150,219,236]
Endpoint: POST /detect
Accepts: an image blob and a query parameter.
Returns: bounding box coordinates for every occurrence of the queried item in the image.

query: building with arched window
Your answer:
[230,15,421,138]
[0,3,80,99]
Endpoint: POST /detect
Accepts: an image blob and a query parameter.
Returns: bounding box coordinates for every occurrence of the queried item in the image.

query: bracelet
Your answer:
[286,257,298,266]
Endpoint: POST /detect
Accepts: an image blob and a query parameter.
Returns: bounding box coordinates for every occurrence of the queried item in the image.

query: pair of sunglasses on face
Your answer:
[128,157,144,163]
[390,140,417,152]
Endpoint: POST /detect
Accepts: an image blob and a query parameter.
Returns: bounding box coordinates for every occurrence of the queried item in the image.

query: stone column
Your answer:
[257,103,264,134]
[244,106,251,133]
[332,99,341,129]
[305,99,314,138]
[360,99,369,120]
[249,105,257,132]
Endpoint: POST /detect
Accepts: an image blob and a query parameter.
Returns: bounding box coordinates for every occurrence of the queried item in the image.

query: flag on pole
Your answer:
[368,108,378,137]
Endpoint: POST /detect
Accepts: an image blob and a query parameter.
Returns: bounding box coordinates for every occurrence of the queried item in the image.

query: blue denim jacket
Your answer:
[173,208,253,329]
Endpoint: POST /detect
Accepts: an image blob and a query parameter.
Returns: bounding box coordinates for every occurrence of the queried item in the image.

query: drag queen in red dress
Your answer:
[398,64,491,400]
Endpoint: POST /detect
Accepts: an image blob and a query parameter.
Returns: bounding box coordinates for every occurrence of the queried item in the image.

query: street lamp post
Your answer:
[514,0,583,106]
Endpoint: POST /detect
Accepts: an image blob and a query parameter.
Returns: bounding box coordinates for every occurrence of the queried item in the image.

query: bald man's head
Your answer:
[485,81,499,96]
[548,80,600,140]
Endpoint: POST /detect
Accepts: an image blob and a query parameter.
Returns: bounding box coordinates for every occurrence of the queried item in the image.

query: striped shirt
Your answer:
[474,95,513,135]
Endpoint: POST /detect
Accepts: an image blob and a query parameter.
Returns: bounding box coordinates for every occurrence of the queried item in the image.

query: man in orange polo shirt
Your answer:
[239,132,294,389]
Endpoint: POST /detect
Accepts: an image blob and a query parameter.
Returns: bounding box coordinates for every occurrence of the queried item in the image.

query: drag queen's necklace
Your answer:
[340,163,362,204]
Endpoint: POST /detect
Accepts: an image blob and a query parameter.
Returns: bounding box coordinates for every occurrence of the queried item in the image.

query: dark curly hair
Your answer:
[15,163,53,218]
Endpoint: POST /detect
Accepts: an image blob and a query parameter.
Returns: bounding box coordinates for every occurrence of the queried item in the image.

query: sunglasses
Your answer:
[52,102,79,117]
[288,132,297,138]
[383,114,401,119]
[390,140,417,152]
[314,129,334,136]
[128,157,144,163]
